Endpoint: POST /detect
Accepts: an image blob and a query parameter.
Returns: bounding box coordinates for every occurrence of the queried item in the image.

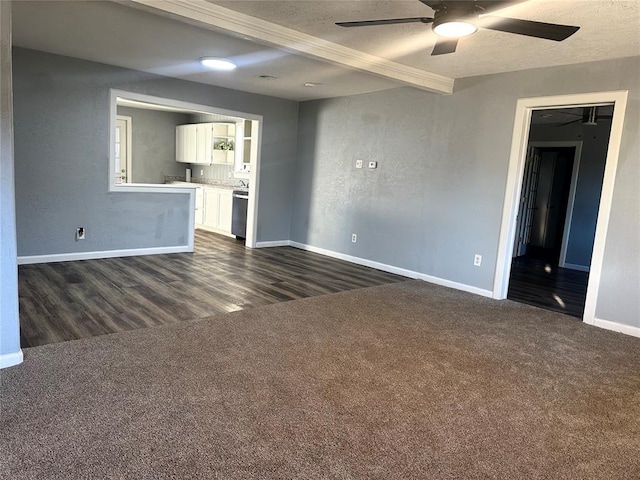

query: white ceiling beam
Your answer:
[125,0,454,95]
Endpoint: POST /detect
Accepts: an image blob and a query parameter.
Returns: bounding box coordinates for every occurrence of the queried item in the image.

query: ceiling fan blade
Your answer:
[336,17,433,28]
[420,1,526,14]
[481,16,580,41]
[431,37,458,56]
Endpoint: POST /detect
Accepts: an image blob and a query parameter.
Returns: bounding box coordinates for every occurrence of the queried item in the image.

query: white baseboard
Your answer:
[562,263,590,272]
[585,317,640,338]
[289,241,493,298]
[255,240,291,248]
[0,350,24,369]
[17,245,192,265]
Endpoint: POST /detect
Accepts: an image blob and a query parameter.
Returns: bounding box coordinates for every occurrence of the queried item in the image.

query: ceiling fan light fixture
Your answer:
[433,20,477,38]
[200,57,237,71]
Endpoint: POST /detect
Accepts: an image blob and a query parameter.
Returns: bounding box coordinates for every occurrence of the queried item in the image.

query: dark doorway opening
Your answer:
[507,105,614,318]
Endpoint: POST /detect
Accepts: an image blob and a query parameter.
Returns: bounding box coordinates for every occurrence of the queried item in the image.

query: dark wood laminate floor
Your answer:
[507,256,589,318]
[18,230,408,347]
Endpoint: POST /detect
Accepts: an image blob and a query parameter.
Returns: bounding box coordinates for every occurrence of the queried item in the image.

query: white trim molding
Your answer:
[586,318,640,338]
[129,0,454,95]
[493,90,629,330]
[0,350,23,369]
[255,240,291,248]
[289,241,493,298]
[18,245,191,265]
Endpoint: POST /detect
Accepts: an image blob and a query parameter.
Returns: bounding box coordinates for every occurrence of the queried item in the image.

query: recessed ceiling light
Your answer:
[200,57,237,71]
[304,82,323,87]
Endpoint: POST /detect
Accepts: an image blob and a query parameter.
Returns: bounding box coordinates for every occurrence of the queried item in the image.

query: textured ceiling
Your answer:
[11,1,401,101]
[210,0,640,78]
[11,1,640,101]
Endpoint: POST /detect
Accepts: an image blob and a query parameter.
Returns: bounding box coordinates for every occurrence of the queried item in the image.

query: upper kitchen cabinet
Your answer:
[176,123,235,165]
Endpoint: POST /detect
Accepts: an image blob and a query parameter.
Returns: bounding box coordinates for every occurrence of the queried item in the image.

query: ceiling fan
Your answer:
[336,0,580,56]
[555,107,613,127]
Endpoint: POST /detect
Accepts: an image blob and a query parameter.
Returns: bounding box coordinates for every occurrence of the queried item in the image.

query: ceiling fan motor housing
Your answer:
[431,3,484,35]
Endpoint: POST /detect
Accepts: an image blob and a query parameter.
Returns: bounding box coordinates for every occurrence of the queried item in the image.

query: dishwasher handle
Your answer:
[233,194,249,200]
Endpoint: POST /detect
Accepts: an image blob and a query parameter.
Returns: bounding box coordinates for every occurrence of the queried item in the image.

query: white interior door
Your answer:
[115,116,132,183]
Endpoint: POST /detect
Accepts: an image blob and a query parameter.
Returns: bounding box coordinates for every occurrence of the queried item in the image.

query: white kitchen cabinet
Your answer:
[196,124,213,164]
[194,187,204,226]
[217,190,233,231]
[176,123,235,165]
[199,187,234,236]
[175,124,197,163]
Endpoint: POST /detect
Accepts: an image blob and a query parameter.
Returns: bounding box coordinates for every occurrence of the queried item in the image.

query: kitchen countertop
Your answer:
[169,181,248,193]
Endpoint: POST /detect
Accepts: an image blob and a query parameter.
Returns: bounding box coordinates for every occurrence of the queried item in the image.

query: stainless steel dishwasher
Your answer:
[231,190,249,239]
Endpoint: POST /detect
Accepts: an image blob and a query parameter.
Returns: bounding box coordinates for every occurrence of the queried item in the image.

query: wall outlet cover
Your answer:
[355,160,363,169]
[351,233,357,243]
[368,161,378,169]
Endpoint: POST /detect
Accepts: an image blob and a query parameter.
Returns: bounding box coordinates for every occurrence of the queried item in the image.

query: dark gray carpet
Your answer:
[1,280,639,479]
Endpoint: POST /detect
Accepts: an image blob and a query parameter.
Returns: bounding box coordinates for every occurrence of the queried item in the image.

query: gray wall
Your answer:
[13,47,299,257]
[0,2,21,364]
[116,106,190,184]
[293,56,640,328]
[529,121,612,267]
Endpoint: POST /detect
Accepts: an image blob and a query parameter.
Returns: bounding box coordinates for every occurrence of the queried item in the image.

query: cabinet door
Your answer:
[203,189,219,228]
[195,188,204,225]
[196,123,213,164]
[175,125,188,163]
[217,190,233,232]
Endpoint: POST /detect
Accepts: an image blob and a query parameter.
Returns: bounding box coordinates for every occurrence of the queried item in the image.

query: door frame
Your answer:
[527,141,583,270]
[493,90,628,326]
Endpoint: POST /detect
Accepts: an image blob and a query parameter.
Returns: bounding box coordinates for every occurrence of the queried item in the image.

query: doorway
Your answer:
[109,89,263,249]
[507,107,613,318]
[493,91,628,326]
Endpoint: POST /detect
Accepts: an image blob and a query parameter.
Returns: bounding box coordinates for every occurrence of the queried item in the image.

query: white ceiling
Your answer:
[11,0,640,101]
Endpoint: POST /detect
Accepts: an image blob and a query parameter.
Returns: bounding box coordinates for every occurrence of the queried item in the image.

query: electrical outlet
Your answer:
[368,161,377,169]
[200,169,204,176]
[76,227,86,241]
[474,254,482,266]
[352,233,357,243]
[355,160,363,169]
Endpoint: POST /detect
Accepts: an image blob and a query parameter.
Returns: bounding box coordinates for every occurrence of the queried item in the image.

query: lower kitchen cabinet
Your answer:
[196,187,234,236]
[194,187,204,225]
